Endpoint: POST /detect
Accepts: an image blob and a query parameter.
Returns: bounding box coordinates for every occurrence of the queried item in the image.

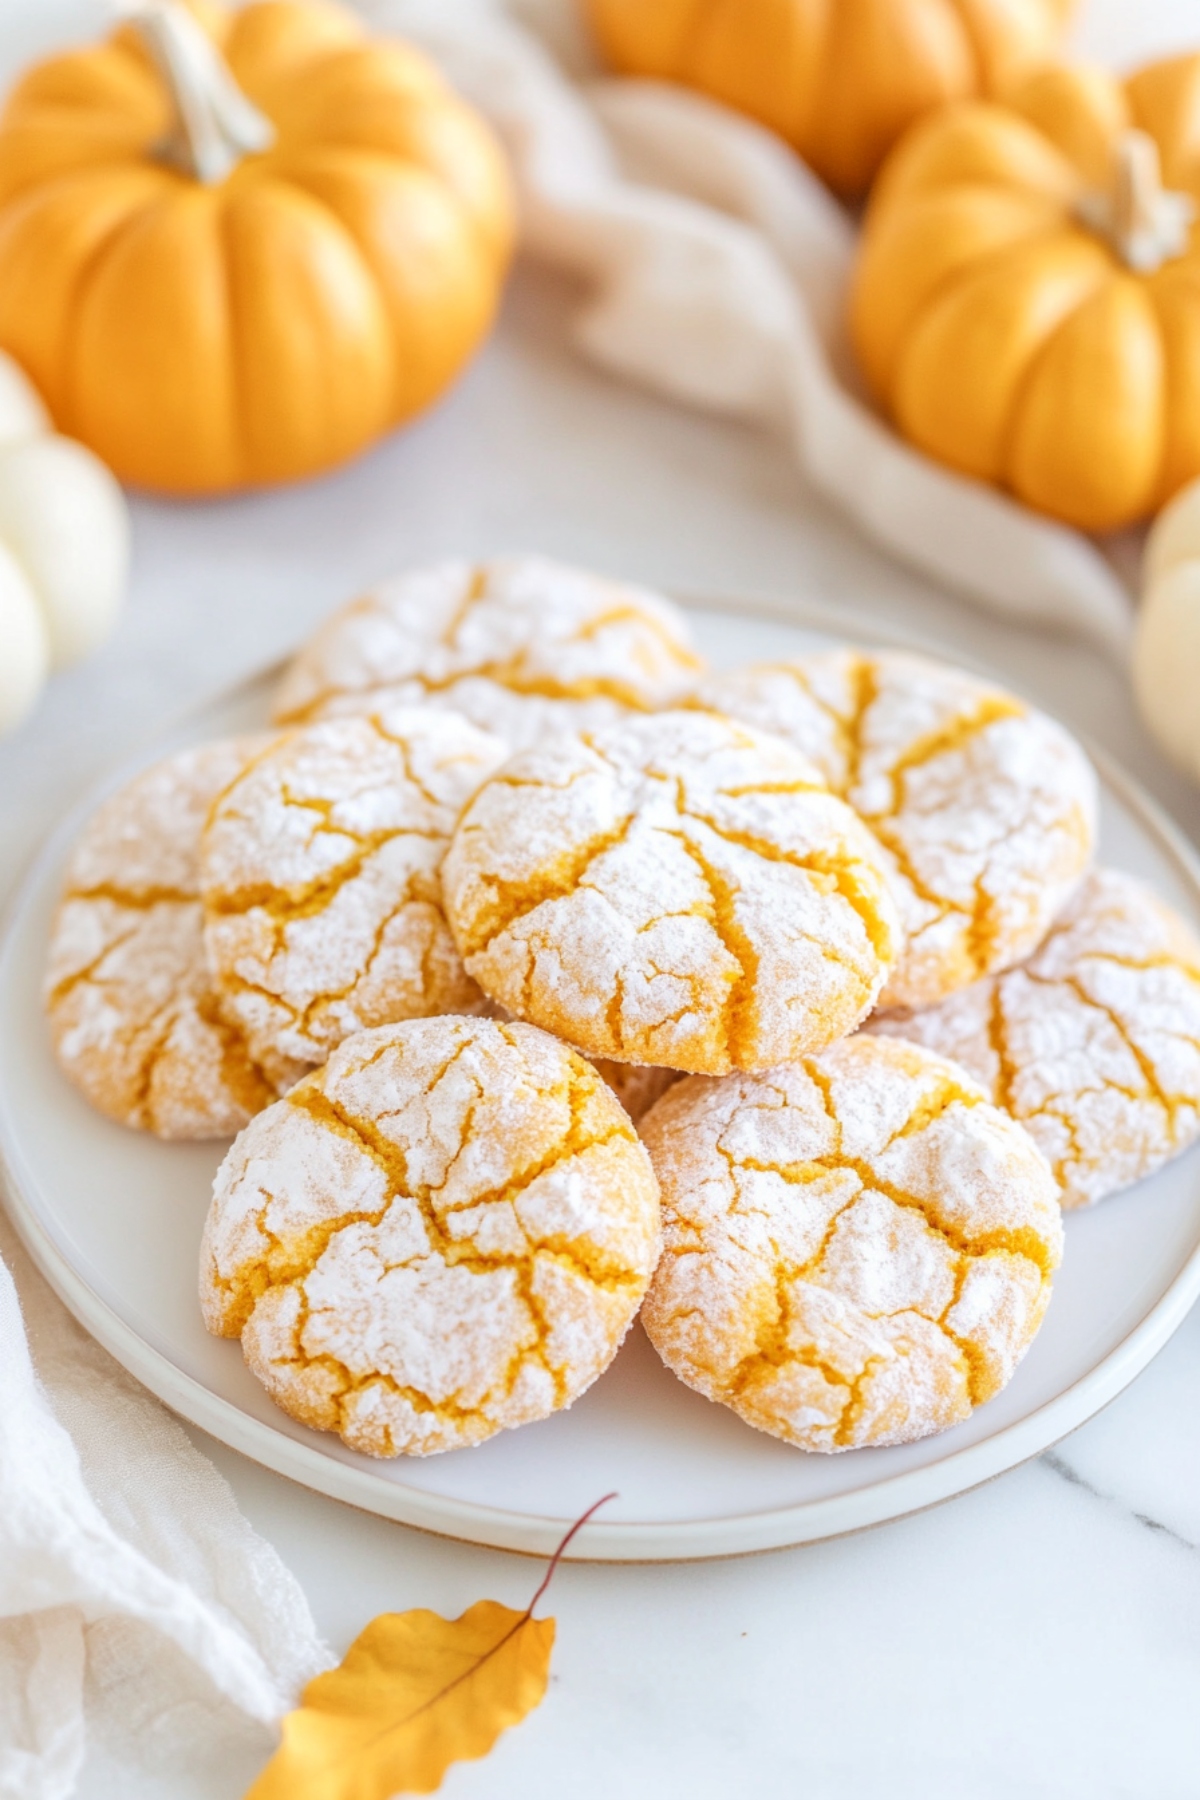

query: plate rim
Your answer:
[4,595,1200,1563]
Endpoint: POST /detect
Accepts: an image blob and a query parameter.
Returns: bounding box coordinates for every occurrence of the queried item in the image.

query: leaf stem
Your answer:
[348,1493,621,1754]
[526,1493,618,1617]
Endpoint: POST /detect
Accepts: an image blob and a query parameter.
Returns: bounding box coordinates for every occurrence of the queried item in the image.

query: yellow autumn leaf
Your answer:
[245,1495,613,1800]
[246,1600,554,1800]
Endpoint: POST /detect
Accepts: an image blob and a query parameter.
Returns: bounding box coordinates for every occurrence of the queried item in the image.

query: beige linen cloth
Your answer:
[368,0,1134,660]
[0,2,1144,1795]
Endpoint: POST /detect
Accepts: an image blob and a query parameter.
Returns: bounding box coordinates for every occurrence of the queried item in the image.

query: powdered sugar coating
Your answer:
[44,739,302,1140]
[200,1017,662,1457]
[692,651,1098,1009]
[272,556,705,748]
[441,710,903,1076]
[640,1034,1062,1452]
[201,708,507,1067]
[866,867,1200,1209]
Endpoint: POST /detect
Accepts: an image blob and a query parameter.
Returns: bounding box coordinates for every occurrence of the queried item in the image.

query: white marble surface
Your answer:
[3,0,1200,1794]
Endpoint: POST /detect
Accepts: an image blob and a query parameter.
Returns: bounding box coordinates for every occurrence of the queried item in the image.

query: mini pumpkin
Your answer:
[1134,475,1200,781]
[0,351,128,735]
[0,0,514,494]
[851,57,1200,533]
[586,0,1075,201]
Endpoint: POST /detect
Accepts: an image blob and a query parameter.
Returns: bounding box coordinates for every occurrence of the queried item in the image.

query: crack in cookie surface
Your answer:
[691,649,1098,1008]
[271,555,705,747]
[639,1033,1062,1452]
[442,711,903,1075]
[867,867,1200,1207]
[201,708,508,1068]
[44,738,301,1139]
[200,1016,663,1457]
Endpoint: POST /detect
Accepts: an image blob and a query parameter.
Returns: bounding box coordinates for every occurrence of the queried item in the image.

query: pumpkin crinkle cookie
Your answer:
[201,707,506,1067]
[200,1016,662,1457]
[271,555,704,747]
[692,649,1098,1009]
[867,867,1200,1209]
[441,709,903,1075]
[640,1034,1063,1451]
[44,738,302,1139]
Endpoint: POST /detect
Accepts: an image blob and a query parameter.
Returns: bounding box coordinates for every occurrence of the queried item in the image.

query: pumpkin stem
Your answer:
[1077,128,1195,274]
[119,1,274,185]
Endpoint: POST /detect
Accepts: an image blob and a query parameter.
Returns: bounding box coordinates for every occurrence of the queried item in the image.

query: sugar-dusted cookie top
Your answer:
[692,650,1098,1009]
[200,1016,662,1458]
[867,867,1200,1209]
[272,555,705,747]
[640,1034,1063,1453]
[201,708,507,1068]
[45,739,301,1140]
[441,710,903,1076]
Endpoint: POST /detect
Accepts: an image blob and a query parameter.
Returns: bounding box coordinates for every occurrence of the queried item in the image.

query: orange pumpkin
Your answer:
[0,0,514,494]
[586,0,1076,200]
[850,58,1200,533]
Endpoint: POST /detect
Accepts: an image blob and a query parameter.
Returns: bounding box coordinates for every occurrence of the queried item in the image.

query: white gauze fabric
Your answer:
[0,1209,330,1800]
[362,0,1133,661]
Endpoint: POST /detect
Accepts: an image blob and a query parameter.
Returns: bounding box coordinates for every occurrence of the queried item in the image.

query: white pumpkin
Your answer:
[1134,480,1200,781]
[0,353,129,734]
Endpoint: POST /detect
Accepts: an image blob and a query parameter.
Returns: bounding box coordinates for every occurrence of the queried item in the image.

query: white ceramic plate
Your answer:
[4,599,1200,1563]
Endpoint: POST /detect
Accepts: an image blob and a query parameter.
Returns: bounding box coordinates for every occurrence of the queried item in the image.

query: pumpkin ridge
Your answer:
[592,0,716,92]
[278,141,497,280]
[220,174,395,485]
[0,167,172,429]
[71,183,243,491]
[863,213,1091,407]
[641,0,710,80]
[255,41,443,143]
[1126,54,1200,193]
[243,56,511,266]
[850,181,1075,383]
[215,189,250,489]
[271,153,474,421]
[1128,278,1170,521]
[992,272,1104,488]
[897,232,1112,476]
[3,42,164,127]
[948,0,1064,96]
[676,0,753,97]
[1005,277,1168,529]
[0,113,164,212]
[865,101,1081,221]
[1145,260,1200,505]
[243,161,415,426]
[816,0,976,200]
[688,0,821,164]
[64,188,177,440]
[223,0,366,100]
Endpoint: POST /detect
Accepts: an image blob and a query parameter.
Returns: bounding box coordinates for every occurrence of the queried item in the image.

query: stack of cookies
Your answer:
[44,557,1200,1462]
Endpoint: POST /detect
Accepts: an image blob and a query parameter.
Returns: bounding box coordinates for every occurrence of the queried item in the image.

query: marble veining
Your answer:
[1043,1450,1200,1557]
